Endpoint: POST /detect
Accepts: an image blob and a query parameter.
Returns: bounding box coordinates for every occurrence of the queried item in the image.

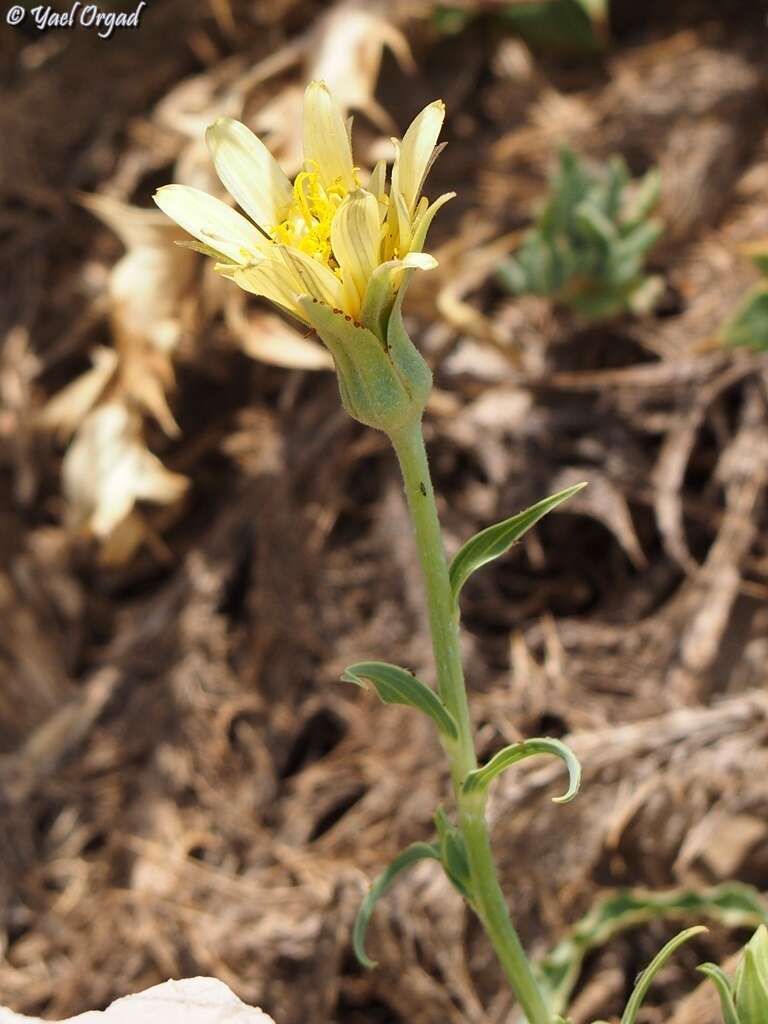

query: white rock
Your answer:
[0,978,275,1024]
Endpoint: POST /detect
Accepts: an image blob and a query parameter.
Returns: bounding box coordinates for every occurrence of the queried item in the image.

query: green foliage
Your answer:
[698,964,740,1024]
[341,661,458,741]
[434,807,474,901]
[498,147,664,319]
[720,244,768,350]
[619,926,707,1024]
[462,737,581,803]
[537,882,768,1018]
[501,0,609,55]
[448,482,585,608]
[701,926,768,1024]
[435,1,610,56]
[353,842,441,968]
[735,927,768,1023]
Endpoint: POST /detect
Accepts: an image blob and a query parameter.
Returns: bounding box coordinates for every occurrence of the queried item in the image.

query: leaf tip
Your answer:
[340,669,365,688]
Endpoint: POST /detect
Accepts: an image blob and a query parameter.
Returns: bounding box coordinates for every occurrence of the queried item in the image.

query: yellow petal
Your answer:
[205,117,293,229]
[393,100,445,214]
[230,258,305,321]
[153,185,267,264]
[392,186,413,255]
[279,245,344,309]
[302,81,356,191]
[367,160,387,203]
[409,191,455,254]
[330,190,381,314]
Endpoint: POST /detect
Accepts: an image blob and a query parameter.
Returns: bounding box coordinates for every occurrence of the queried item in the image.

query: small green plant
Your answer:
[701,925,768,1024]
[538,883,768,1018]
[498,147,664,319]
[719,242,768,350]
[156,81,741,1024]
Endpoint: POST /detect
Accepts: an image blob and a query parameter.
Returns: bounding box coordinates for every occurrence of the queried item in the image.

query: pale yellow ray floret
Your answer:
[154,80,453,327]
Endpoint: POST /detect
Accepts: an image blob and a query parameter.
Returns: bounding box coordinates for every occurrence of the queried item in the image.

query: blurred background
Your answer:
[1,1,768,1021]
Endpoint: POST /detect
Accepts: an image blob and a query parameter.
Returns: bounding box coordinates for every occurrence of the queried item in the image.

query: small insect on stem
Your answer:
[419,482,427,496]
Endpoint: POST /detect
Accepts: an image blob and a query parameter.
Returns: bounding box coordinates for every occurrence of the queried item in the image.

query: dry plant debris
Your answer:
[1,1,768,1023]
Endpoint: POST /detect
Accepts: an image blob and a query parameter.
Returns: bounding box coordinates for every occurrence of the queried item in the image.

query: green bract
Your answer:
[498,147,663,319]
[298,284,432,435]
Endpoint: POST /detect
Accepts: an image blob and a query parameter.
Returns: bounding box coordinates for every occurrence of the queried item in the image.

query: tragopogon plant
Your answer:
[155,82,698,1024]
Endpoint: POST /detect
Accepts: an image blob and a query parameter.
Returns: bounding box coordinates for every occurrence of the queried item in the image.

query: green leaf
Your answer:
[353,842,440,968]
[734,928,768,1024]
[501,0,607,56]
[697,963,740,1024]
[342,661,458,741]
[537,882,768,1018]
[623,168,662,227]
[462,738,581,803]
[434,807,474,901]
[620,926,707,1024]
[449,483,586,605]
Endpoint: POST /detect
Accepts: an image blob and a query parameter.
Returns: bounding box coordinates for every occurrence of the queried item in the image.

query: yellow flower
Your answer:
[153,81,452,329]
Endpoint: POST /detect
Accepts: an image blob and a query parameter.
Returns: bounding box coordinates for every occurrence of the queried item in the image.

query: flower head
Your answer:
[153,81,452,332]
[154,82,452,434]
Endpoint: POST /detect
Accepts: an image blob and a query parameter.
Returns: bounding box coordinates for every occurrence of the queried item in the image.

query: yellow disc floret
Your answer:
[270,169,349,275]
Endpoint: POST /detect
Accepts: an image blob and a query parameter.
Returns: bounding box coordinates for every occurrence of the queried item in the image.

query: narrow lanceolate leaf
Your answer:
[449,483,586,606]
[462,738,581,803]
[341,661,458,741]
[354,842,440,968]
[620,926,707,1024]
[697,964,740,1024]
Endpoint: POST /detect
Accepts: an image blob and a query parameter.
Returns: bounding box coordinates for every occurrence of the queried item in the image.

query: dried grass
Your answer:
[1,1,767,1022]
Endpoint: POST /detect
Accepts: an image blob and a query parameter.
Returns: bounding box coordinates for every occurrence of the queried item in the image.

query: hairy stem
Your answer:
[389,419,551,1024]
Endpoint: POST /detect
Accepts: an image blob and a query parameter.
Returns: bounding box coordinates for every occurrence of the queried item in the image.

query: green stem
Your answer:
[389,420,551,1024]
